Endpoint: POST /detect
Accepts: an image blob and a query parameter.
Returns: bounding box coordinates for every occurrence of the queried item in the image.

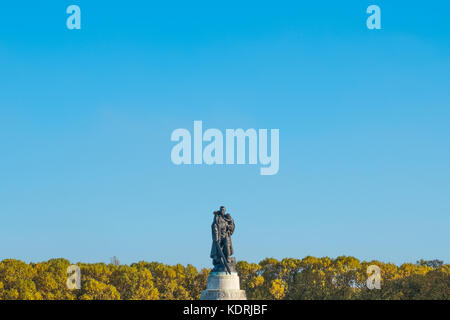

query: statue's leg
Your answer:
[218,238,226,261]
[223,237,231,262]
[212,241,222,269]
[212,257,221,268]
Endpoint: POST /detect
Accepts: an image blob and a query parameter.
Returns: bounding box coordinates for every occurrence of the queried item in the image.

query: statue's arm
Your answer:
[211,218,219,242]
[227,215,235,235]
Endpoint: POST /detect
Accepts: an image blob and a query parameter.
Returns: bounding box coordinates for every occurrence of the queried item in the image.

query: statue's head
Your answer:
[220,206,226,215]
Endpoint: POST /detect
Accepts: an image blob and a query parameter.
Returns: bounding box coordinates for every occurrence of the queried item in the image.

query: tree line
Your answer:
[0,256,448,300]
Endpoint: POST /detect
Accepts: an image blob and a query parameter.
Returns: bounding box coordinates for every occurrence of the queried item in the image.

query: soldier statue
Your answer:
[210,206,236,273]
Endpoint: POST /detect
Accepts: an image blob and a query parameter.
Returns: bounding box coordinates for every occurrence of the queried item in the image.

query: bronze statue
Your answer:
[210,206,236,273]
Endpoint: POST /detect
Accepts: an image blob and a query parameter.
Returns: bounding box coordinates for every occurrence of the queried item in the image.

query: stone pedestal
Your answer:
[200,272,246,300]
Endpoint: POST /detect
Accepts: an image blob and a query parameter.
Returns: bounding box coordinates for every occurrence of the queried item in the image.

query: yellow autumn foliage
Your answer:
[0,257,448,300]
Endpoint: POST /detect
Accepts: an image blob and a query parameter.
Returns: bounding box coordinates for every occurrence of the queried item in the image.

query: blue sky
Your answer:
[0,1,449,267]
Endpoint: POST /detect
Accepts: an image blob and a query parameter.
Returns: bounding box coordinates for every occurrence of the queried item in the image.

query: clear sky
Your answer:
[0,1,449,268]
